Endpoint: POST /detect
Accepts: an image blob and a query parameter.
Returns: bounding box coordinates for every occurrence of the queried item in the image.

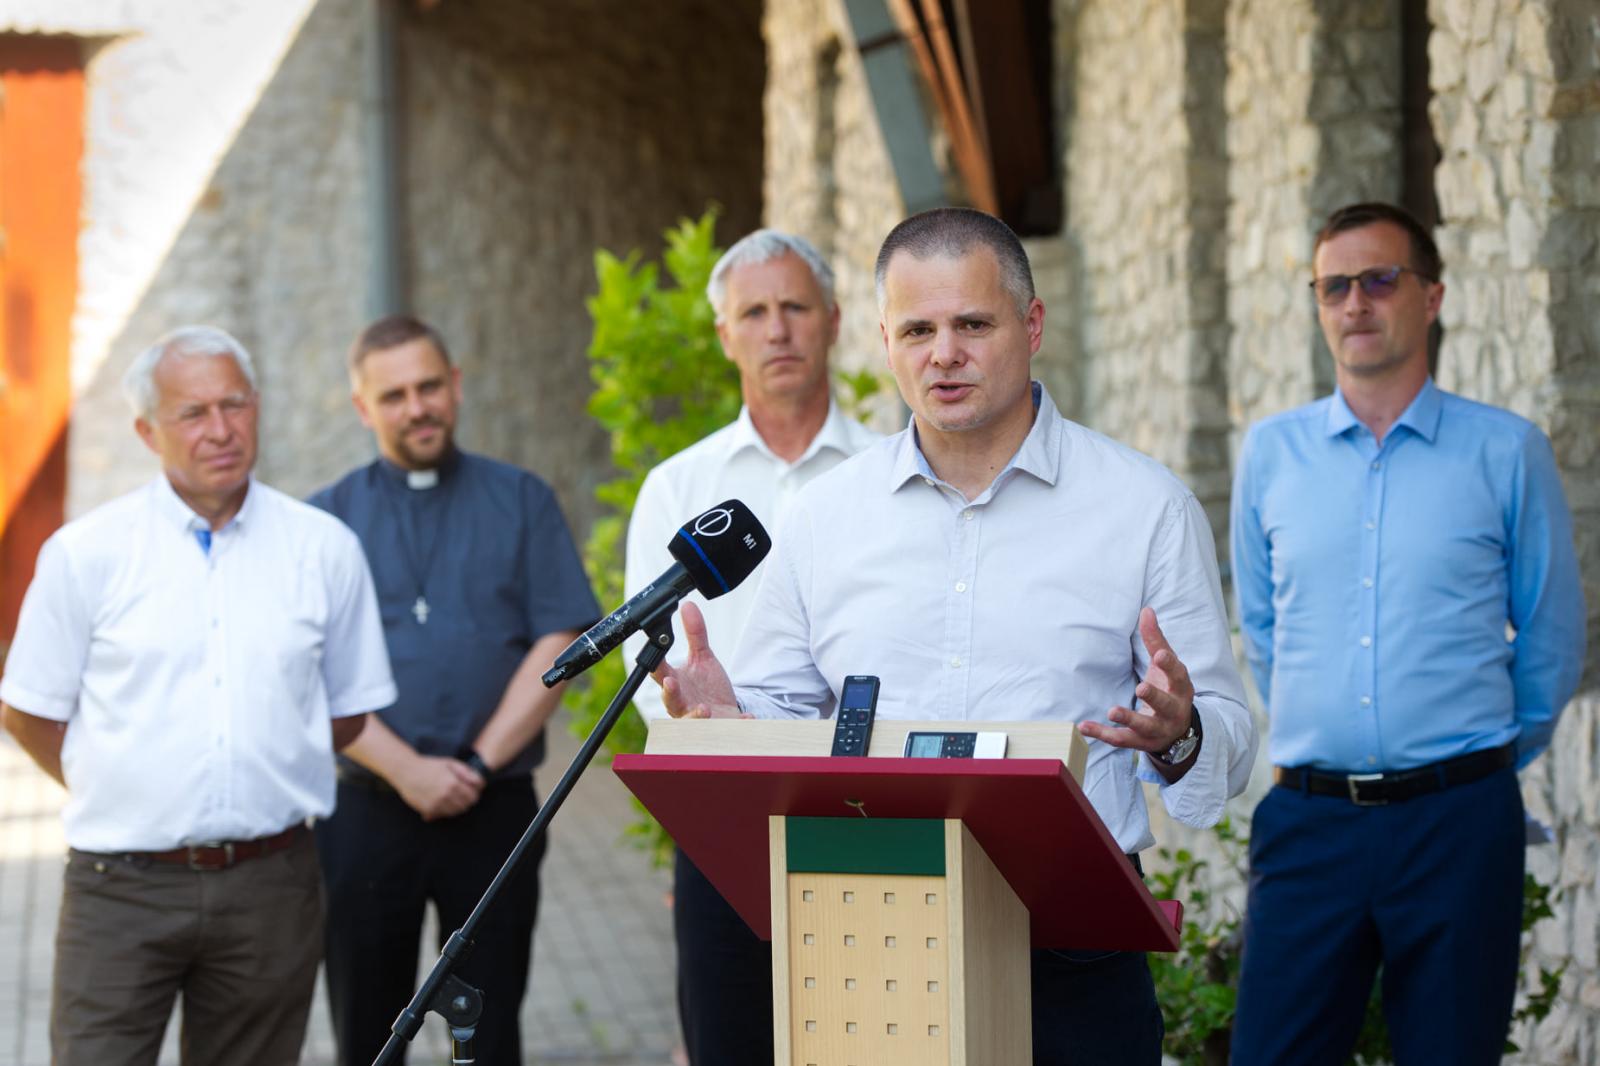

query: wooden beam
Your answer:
[883,0,998,215]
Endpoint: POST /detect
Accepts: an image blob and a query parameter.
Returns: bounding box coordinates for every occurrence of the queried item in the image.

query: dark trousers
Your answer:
[674,848,774,1065]
[675,847,1161,1066]
[52,830,323,1066]
[1027,851,1162,1064]
[1231,766,1524,1066]
[1031,947,1163,1065]
[315,778,545,1066]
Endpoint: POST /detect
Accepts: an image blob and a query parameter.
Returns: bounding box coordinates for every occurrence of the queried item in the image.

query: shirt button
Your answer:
[1360,695,1372,706]
[1367,756,1378,766]
[1365,520,1376,531]
[962,510,974,521]
[923,477,935,487]
[950,657,962,669]
[955,581,967,593]
[1359,636,1372,648]
[1361,578,1373,589]
[1371,461,1381,471]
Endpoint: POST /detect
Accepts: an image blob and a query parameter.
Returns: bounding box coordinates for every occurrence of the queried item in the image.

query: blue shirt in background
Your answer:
[1231,379,1585,773]
[310,450,599,778]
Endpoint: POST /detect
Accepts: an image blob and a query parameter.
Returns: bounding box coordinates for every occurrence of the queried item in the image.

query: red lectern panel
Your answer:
[614,755,1182,952]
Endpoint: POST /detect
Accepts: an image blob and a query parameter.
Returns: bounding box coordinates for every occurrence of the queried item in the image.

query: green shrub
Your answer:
[561,209,740,864]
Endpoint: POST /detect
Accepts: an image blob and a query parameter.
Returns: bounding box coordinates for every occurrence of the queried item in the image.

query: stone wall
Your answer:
[400,0,765,529]
[1062,0,1232,537]
[0,0,360,514]
[1224,0,1404,436]
[761,0,906,424]
[7,0,764,535]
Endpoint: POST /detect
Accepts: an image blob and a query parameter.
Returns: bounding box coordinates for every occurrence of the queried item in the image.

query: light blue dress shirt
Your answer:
[1231,379,1585,773]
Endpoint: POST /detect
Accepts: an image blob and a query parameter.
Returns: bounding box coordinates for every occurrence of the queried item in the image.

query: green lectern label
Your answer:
[785,817,945,876]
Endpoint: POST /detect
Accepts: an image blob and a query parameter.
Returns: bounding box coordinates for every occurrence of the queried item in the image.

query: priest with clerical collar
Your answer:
[307,314,598,1066]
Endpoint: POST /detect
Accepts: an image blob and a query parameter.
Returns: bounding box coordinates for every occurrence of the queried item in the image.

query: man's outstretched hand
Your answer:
[655,602,742,719]
[1078,607,1198,778]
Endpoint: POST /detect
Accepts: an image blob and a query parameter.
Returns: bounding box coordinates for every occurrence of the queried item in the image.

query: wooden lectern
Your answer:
[615,719,1182,1066]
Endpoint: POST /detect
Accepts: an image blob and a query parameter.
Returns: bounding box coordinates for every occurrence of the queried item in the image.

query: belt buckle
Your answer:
[1346,773,1387,806]
[187,842,235,871]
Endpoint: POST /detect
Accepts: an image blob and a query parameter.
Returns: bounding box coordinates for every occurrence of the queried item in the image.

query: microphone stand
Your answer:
[371,604,678,1066]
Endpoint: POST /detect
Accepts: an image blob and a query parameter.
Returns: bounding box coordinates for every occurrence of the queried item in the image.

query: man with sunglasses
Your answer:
[1229,202,1584,1065]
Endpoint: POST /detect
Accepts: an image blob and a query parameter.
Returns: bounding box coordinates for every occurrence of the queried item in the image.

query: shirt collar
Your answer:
[376,445,462,489]
[888,381,1062,494]
[1393,378,1442,442]
[728,400,859,466]
[1325,378,1442,443]
[152,473,257,535]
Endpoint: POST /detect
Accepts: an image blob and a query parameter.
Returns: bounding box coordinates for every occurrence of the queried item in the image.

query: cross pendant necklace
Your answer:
[385,463,448,626]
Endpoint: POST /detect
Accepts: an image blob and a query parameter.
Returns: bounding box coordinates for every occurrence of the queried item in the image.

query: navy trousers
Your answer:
[674,848,775,1065]
[315,778,545,1066]
[1031,946,1164,1065]
[1231,766,1524,1066]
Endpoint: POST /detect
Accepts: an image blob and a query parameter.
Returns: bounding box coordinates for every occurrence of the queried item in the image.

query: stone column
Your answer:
[1224,0,1404,434]
[1060,0,1232,535]
[763,0,904,392]
[1432,1,1600,1059]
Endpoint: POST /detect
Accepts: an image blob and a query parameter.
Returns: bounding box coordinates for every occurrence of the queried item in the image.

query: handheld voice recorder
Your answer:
[829,675,880,757]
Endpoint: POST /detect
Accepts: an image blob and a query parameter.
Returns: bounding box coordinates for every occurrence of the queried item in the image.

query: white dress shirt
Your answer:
[731,384,1257,853]
[0,477,397,851]
[624,402,881,718]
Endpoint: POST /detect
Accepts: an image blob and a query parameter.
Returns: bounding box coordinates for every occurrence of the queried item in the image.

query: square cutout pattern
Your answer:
[788,872,950,1064]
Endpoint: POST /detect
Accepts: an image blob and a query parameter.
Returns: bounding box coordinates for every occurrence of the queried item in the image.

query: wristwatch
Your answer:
[458,747,493,779]
[1152,710,1201,766]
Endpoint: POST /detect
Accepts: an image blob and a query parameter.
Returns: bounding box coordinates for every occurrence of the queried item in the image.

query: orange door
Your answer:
[0,36,82,647]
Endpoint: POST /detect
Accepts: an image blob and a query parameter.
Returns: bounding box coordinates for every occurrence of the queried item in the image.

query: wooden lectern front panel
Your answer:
[785,872,952,1066]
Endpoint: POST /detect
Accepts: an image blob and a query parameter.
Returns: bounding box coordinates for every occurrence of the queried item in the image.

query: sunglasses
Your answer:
[1309,265,1433,306]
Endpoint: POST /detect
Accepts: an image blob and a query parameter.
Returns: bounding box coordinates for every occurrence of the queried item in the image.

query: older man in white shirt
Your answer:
[658,208,1257,1066]
[0,326,395,1066]
[624,229,878,1065]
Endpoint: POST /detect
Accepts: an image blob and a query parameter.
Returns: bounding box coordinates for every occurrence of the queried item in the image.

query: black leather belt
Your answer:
[1273,743,1515,806]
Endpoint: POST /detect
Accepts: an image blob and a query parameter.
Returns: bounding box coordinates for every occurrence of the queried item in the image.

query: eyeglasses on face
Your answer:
[1308,265,1433,306]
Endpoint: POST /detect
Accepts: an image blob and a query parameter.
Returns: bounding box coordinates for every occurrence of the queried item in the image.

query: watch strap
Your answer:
[458,748,493,779]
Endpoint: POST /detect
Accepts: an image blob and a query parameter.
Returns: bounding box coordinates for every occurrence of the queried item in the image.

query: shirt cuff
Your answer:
[1137,704,1227,828]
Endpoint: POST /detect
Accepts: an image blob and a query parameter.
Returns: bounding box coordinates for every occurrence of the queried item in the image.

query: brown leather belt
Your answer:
[1272,743,1515,806]
[106,824,307,871]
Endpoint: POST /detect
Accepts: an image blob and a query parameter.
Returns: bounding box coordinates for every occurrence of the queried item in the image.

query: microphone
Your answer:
[541,500,772,686]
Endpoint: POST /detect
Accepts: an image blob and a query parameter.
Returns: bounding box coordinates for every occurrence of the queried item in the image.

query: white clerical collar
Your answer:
[406,468,439,490]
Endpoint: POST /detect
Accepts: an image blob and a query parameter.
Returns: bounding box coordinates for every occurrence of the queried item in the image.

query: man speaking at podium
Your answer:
[657,207,1258,1064]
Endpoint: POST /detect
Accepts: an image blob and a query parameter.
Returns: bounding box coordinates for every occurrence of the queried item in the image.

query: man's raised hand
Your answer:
[1078,607,1197,761]
[655,601,742,719]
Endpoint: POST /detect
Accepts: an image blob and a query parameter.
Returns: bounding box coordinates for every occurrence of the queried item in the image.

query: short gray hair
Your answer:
[122,326,259,418]
[874,207,1035,318]
[706,229,836,322]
